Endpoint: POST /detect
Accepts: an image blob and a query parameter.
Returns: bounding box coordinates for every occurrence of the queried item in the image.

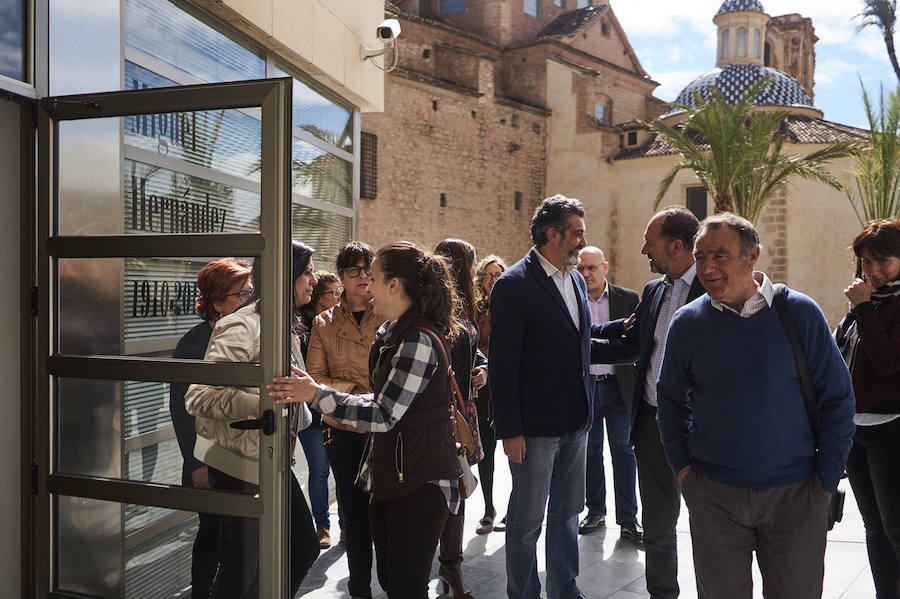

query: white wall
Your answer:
[0,97,22,596]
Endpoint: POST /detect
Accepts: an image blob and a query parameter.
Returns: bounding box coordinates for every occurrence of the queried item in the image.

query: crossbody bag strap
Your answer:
[772,284,820,435]
[414,326,468,419]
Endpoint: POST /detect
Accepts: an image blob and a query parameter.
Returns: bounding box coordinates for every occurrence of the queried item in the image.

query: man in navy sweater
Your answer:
[657,213,855,599]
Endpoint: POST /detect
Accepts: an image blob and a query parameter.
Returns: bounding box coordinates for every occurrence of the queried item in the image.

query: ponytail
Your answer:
[376,242,462,342]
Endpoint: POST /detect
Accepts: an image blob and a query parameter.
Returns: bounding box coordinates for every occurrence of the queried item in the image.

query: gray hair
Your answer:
[696,213,760,258]
[531,194,585,247]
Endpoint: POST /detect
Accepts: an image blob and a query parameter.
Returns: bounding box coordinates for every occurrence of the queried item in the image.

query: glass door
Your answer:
[34,77,294,599]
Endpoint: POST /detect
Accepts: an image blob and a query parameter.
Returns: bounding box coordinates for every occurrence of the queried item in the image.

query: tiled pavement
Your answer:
[296,445,875,599]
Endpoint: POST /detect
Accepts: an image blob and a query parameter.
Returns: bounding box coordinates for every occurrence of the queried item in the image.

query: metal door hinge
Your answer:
[30,286,38,315]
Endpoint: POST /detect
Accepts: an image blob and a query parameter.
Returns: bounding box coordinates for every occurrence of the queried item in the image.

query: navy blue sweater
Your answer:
[657,289,855,492]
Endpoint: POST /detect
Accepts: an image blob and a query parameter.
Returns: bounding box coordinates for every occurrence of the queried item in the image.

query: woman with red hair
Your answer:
[169,257,253,599]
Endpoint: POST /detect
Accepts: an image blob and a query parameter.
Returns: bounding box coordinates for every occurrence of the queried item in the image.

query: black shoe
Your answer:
[620,521,643,543]
[578,514,606,534]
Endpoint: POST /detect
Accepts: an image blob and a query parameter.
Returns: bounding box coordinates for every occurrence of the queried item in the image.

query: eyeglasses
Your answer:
[322,290,341,297]
[226,289,254,301]
[486,272,502,280]
[576,265,602,272]
[341,266,371,278]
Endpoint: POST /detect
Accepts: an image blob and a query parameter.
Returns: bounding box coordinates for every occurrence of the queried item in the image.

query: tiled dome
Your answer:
[666,64,813,115]
[715,0,766,17]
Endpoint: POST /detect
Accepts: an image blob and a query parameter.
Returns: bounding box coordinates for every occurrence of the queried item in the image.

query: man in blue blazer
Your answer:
[489,195,594,599]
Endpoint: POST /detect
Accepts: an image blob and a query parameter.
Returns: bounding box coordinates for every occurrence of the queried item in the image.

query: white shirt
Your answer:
[534,247,580,331]
[645,263,696,407]
[709,271,774,317]
[587,286,614,376]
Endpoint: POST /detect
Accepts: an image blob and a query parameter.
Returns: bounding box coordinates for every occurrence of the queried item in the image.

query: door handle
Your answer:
[230,409,276,435]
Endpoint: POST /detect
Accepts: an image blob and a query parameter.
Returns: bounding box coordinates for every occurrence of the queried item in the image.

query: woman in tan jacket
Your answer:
[306,241,383,599]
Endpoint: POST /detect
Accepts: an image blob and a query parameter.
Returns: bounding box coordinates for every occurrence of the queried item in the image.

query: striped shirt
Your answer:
[709,271,774,317]
[311,319,461,514]
[645,263,696,407]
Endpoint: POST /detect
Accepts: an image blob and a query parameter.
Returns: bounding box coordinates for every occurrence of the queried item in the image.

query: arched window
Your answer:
[720,29,730,60]
[737,27,747,58]
[754,29,761,59]
[593,93,612,125]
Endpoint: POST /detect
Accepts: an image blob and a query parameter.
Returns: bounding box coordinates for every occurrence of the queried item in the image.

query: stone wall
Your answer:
[358,74,548,266]
[766,14,816,102]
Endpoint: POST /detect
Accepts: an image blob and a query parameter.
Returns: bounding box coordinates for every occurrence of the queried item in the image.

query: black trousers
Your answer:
[325,427,374,598]
[633,401,681,599]
[846,418,900,599]
[208,467,320,599]
[477,415,497,516]
[369,483,449,598]
[192,509,220,599]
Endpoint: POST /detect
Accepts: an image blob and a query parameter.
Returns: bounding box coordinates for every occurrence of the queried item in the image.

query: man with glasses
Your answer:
[577,246,642,543]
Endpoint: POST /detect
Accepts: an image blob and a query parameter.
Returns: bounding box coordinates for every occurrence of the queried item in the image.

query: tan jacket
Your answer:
[307,296,383,430]
[185,302,312,484]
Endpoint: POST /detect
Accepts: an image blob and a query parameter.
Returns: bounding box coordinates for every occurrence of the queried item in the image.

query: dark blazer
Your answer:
[606,283,640,404]
[591,273,705,443]
[489,249,594,439]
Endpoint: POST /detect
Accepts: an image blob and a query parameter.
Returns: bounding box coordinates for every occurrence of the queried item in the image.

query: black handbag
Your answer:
[772,285,846,531]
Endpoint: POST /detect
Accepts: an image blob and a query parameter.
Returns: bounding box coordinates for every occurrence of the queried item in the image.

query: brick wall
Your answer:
[358,74,548,266]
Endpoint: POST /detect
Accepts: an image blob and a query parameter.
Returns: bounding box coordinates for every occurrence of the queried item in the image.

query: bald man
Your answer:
[577,246,641,542]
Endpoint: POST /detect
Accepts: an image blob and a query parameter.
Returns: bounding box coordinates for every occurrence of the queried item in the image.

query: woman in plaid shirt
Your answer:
[269,241,463,598]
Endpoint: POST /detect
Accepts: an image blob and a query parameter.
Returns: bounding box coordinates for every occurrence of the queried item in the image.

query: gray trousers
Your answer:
[681,470,830,599]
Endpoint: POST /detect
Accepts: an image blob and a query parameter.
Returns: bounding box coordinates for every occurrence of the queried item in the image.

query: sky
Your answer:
[611,0,895,130]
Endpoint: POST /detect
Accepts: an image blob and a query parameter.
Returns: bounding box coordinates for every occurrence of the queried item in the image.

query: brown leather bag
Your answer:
[415,327,476,457]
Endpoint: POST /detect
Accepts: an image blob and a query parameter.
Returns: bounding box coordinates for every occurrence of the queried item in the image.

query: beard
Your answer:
[564,249,579,267]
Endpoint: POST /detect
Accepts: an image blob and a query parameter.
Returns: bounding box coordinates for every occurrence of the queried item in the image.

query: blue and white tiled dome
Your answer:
[715,0,766,17]
[666,64,813,115]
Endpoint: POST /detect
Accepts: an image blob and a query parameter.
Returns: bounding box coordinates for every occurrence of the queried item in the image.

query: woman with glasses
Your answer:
[434,239,487,599]
[306,241,382,599]
[835,220,900,599]
[298,270,344,548]
[185,242,321,599]
[473,254,507,535]
[269,241,463,598]
[169,257,252,599]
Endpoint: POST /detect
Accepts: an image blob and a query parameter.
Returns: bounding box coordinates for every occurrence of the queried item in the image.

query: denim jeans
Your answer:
[298,426,342,530]
[585,378,638,525]
[506,429,587,599]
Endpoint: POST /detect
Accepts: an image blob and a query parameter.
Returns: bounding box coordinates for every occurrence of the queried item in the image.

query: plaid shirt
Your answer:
[311,319,461,514]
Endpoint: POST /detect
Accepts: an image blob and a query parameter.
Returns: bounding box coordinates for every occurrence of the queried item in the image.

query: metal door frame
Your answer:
[34,77,293,599]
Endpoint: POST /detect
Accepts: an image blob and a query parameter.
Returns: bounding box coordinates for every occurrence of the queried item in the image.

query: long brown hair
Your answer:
[474,254,508,307]
[435,238,477,323]
[376,241,461,342]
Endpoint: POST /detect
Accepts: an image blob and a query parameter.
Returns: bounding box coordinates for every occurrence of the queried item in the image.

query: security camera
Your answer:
[377,19,401,42]
[361,19,401,71]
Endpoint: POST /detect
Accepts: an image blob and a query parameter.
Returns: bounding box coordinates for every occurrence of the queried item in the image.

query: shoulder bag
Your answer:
[415,327,479,498]
[772,285,846,531]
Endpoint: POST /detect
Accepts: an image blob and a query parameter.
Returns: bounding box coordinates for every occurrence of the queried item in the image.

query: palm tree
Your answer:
[847,83,900,224]
[858,0,900,82]
[652,77,861,223]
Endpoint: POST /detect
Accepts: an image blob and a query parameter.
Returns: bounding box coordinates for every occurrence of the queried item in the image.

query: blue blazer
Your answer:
[488,249,594,439]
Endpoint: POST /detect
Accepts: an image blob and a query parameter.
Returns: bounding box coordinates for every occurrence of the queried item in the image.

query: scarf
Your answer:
[834,278,900,368]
